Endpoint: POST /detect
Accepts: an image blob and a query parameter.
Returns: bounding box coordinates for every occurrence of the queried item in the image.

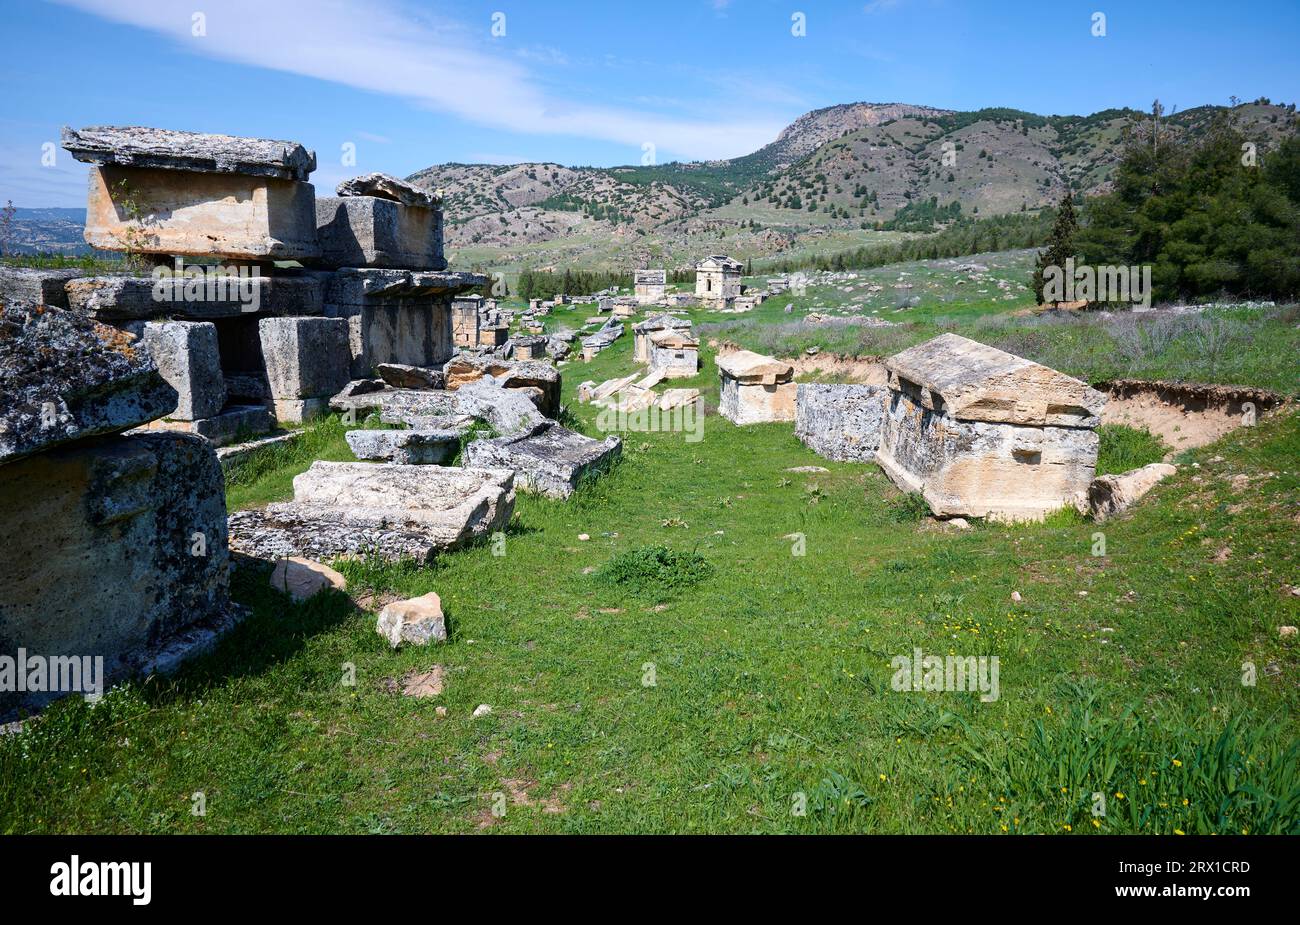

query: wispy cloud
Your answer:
[51,0,784,162]
[863,0,902,13]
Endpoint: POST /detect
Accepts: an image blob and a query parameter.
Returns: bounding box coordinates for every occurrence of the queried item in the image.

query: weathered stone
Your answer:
[217,431,299,472]
[137,404,273,447]
[0,267,82,309]
[0,431,231,715]
[376,592,446,647]
[716,350,795,425]
[346,428,460,464]
[227,462,515,563]
[258,317,350,421]
[142,320,226,421]
[0,303,177,465]
[1088,463,1177,520]
[383,379,546,436]
[875,334,1105,522]
[270,557,347,602]
[648,329,699,379]
[658,388,700,411]
[337,172,438,208]
[463,422,621,498]
[634,268,666,304]
[79,165,319,260]
[315,196,444,270]
[65,273,324,321]
[62,124,316,181]
[443,353,514,390]
[795,384,887,462]
[514,334,548,361]
[376,363,443,390]
[500,361,561,418]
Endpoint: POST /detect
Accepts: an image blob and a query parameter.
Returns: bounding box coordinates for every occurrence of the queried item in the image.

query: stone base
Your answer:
[719,377,797,425]
[463,422,621,498]
[139,404,274,447]
[795,384,887,462]
[345,428,461,464]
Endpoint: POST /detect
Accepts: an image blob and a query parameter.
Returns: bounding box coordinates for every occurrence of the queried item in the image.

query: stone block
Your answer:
[66,273,325,321]
[345,428,461,464]
[463,422,622,498]
[716,350,796,425]
[258,316,350,404]
[1088,463,1177,520]
[0,431,231,715]
[648,329,699,379]
[0,266,83,308]
[62,124,316,181]
[795,384,887,462]
[137,404,273,447]
[227,462,515,563]
[315,196,444,270]
[142,320,226,421]
[0,303,177,465]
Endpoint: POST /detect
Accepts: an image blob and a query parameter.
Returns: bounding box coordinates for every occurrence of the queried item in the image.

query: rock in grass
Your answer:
[1088,463,1177,520]
[377,592,446,647]
[270,557,347,602]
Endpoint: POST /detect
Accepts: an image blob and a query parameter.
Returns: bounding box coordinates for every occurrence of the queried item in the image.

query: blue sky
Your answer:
[2,0,1297,206]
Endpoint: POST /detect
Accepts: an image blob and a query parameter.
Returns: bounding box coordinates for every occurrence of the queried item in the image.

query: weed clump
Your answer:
[595,545,713,598]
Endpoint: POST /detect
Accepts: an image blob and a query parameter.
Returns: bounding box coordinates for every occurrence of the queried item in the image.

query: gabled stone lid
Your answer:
[883,333,1105,427]
[62,125,317,181]
[649,329,698,348]
[715,349,793,384]
[337,172,440,209]
[697,255,743,271]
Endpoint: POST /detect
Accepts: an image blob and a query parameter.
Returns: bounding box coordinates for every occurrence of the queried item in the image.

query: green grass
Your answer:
[1095,425,1171,476]
[2,332,1297,834]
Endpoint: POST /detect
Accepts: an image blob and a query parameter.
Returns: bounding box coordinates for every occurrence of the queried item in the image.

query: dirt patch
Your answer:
[383,665,445,698]
[1096,379,1286,453]
[711,341,887,384]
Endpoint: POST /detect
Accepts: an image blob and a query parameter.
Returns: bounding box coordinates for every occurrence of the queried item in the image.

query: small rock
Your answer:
[785,466,829,473]
[578,533,590,541]
[1011,591,1022,603]
[948,517,970,530]
[270,557,347,602]
[1077,590,1089,597]
[435,706,448,717]
[1281,626,1298,639]
[472,704,492,718]
[376,592,446,647]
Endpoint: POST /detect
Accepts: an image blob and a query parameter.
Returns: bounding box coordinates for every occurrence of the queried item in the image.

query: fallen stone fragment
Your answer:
[463,422,621,498]
[0,303,177,465]
[381,380,545,436]
[270,557,347,602]
[345,428,460,464]
[377,592,446,647]
[227,462,514,563]
[376,363,443,390]
[336,172,439,208]
[1088,463,1178,520]
[1279,626,1297,639]
[472,704,493,718]
[657,388,700,411]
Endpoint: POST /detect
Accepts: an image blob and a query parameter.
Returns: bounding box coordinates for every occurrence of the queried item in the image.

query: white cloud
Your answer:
[51,0,784,162]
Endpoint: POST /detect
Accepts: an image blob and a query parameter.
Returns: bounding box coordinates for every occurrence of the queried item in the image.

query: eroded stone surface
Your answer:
[1088,463,1177,520]
[795,384,887,462]
[345,428,460,464]
[62,124,317,181]
[463,422,621,498]
[376,592,446,647]
[337,172,439,208]
[0,303,176,465]
[270,557,348,601]
[142,320,226,421]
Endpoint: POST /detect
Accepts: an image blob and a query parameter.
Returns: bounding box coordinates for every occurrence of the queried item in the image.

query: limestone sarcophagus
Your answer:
[63,125,320,261]
[716,350,796,425]
[648,329,699,379]
[316,174,445,270]
[875,333,1106,521]
[632,312,691,363]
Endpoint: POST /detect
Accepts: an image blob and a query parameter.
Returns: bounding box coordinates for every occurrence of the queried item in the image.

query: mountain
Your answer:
[406,100,1298,267]
[0,207,90,255]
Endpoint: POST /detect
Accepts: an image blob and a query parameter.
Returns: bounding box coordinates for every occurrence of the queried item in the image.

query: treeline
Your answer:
[755,210,1056,275]
[515,268,633,300]
[1076,113,1300,302]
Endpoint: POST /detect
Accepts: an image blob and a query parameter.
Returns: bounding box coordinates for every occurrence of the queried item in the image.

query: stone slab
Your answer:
[63,124,317,181]
[463,422,621,498]
[795,383,887,462]
[345,428,460,464]
[315,196,444,270]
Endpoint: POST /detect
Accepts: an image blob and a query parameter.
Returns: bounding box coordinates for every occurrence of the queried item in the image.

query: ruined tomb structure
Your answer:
[716,350,796,425]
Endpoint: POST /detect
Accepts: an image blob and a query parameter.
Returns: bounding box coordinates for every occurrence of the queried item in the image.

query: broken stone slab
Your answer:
[337,172,439,209]
[0,430,231,716]
[216,430,299,472]
[443,353,515,390]
[142,320,226,421]
[270,557,348,602]
[65,273,325,321]
[136,404,274,447]
[0,303,177,465]
[345,428,460,464]
[499,361,561,418]
[0,266,83,309]
[376,363,443,390]
[227,462,515,563]
[463,422,621,498]
[884,332,1105,427]
[315,196,445,271]
[658,388,700,411]
[716,350,796,425]
[62,125,317,181]
[795,384,887,462]
[382,379,546,436]
[376,592,446,647]
[1088,463,1177,520]
[79,164,319,260]
[591,373,640,403]
[634,369,668,390]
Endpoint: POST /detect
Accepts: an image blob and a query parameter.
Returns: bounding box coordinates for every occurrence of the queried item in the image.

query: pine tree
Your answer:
[1031,195,1078,305]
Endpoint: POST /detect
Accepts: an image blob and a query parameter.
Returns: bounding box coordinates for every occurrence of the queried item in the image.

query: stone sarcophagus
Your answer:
[634,268,666,304]
[632,312,691,363]
[716,350,796,425]
[63,125,320,261]
[875,333,1106,522]
[648,329,698,379]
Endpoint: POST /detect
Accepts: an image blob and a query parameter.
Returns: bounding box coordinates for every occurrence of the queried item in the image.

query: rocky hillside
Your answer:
[407,100,1298,252]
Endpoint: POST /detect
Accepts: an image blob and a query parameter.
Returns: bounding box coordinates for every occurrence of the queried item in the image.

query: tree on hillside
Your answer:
[1031,194,1079,305]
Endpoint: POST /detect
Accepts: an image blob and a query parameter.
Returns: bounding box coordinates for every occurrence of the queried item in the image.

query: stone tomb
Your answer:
[695,255,743,305]
[634,268,667,304]
[874,333,1106,522]
[716,350,796,425]
[632,313,691,363]
[62,125,320,261]
[316,173,445,270]
[648,329,699,379]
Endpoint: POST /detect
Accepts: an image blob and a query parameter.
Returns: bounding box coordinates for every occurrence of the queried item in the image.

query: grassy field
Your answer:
[2,316,1297,834]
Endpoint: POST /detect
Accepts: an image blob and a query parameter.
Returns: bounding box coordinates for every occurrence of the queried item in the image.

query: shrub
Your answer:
[1095,424,1169,475]
[595,545,713,598]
